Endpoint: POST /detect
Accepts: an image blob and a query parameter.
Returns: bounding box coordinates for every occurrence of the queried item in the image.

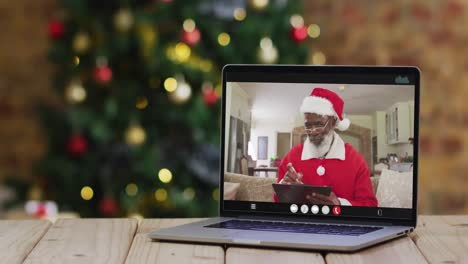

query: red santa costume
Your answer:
[275,88,378,207]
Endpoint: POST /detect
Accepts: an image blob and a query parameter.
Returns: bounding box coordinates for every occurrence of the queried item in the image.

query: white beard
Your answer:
[313,131,334,157]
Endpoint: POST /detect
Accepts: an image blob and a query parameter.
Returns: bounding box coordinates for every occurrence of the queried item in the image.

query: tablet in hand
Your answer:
[273,183,332,203]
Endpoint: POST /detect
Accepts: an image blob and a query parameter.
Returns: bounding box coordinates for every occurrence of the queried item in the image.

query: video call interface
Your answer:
[223,80,416,220]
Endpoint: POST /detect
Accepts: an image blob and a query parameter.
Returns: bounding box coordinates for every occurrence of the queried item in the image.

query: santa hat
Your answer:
[300,87,351,131]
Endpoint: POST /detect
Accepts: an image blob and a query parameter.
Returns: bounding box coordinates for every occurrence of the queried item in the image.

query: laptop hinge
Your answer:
[237,215,396,226]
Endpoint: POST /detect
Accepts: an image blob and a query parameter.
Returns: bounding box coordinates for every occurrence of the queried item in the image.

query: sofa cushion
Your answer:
[376,169,412,208]
[223,182,240,200]
[224,172,276,202]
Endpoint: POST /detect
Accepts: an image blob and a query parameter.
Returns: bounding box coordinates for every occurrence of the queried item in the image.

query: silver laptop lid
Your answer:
[220,65,420,227]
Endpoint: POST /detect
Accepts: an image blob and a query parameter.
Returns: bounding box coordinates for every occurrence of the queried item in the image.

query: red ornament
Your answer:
[203,89,218,107]
[99,197,119,216]
[48,20,65,39]
[67,134,88,157]
[36,203,47,218]
[290,26,308,43]
[180,28,201,46]
[93,66,113,85]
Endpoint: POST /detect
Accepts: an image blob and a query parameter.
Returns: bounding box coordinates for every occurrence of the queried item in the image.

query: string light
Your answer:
[199,60,213,72]
[183,187,195,200]
[217,33,230,46]
[154,188,168,202]
[260,37,272,49]
[251,0,269,10]
[158,168,173,183]
[65,81,86,104]
[129,213,144,221]
[258,37,278,63]
[233,8,246,21]
[215,83,222,97]
[290,14,304,28]
[73,56,80,66]
[125,124,146,146]
[175,42,191,62]
[312,51,326,65]
[169,78,192,104]
[183,19,196,32]
[81,186,94,200]
[125,183,138,196]
[307,24,321,38]
[164,77,177,92]
[136,97,148,109]
[73,32,91,54]
[212,188,219,201]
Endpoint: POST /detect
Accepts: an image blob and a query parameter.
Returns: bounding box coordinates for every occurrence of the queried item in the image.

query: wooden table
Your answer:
[1,215,466,263]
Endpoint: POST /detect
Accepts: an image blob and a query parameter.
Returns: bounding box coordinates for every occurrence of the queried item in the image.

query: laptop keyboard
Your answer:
[205,220,382,236]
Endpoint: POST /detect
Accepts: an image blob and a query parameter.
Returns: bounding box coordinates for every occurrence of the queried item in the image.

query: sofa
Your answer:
[224,168,412,208]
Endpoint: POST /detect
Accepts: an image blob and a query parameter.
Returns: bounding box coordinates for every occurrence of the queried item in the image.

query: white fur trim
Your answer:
[336,118,350,131]
[300,96,336,116]
[338,198,352,206]
[302,132,345,161]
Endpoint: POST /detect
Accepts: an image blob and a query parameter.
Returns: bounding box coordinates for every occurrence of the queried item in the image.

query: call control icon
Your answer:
[332,206,341,215]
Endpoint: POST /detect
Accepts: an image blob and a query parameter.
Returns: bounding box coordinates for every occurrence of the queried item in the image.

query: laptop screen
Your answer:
[221,65,419,222]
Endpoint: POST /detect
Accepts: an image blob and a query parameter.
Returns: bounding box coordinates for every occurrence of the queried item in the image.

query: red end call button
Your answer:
[332,206,341,215]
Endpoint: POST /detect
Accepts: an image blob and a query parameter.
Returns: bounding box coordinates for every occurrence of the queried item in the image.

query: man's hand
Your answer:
[306,192,340,205]
[279,163,303,184]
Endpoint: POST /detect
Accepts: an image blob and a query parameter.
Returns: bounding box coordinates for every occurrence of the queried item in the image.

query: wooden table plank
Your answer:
[325,236,427,264]
[411,215,468,264]
[125,218,224,264]
[0,220,51,264]
[23,218,137,264]
[226,247,325,264]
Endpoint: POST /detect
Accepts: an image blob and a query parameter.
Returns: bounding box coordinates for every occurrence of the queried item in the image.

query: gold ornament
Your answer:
[72,32,91,54]
[125,124,146,146]
[233,8,247,21]
[310,51,326,65]
[217,33,230,46]
[169,79,192,104]
[81,186,94,200]
[158,168,173,183]
[257,37,278,63]
[65,81,86,104]
[164,77,177,92]
[114,8,134,32]
[136,97,149,109]
[125,183,138,196]
[308,24,321,38]
[174,42,191,62]
[154,188,168,202]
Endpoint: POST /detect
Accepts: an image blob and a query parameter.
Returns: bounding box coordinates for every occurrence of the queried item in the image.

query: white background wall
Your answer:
[250,118,295,165]
[224,83,251,172]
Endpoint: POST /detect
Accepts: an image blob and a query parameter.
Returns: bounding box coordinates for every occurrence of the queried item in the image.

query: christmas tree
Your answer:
[31,0,310,218]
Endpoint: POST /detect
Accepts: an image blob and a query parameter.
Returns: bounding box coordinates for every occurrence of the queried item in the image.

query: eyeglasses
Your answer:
[304,119,330,134]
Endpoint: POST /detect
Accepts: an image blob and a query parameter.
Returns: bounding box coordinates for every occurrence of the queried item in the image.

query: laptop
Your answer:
[149,65,420,251]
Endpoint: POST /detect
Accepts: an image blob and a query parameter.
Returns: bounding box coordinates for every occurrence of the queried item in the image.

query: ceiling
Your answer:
[236,82,415,121]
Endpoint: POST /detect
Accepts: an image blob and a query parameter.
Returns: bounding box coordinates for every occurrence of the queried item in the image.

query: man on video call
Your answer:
[276,88,378,207]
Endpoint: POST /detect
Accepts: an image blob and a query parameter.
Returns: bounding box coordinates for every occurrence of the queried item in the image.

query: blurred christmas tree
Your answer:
[26,0,310,218]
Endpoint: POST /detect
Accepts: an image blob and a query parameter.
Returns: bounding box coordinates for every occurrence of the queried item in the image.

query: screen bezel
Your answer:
[219,64,420,227]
